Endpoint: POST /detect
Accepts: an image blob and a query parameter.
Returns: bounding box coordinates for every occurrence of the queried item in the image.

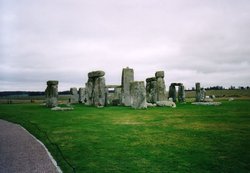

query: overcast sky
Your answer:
[1,0,250,91]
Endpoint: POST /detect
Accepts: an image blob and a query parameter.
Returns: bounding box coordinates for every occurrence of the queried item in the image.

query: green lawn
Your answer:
[0,100,250,173]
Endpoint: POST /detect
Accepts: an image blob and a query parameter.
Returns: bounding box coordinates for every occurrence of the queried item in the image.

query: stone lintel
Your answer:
[88,71,105,78]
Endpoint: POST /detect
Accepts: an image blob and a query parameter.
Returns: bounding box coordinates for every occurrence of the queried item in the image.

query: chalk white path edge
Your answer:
[19,124,63,173]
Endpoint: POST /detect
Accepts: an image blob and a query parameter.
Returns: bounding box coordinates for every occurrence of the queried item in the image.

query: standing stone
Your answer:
[168,84,177,102]
[70,88,79,104]
[151,79,157,103]
[195,82,201,102]
[85,81,92,105]
[146,78,151,102]
[178,84,185,103]
[45,80,58,108]
[78,88,86,103]
[85,71,106,106]
[200,88,206,102]
[94,77,106,106]
[113,87,122,105]
[130,81,147,109]
[121,67,134,106]
[155,71,167,101]
[146,77,157,104]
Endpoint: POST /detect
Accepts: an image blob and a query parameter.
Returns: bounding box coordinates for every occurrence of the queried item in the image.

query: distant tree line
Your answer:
[0,91,70,97]
[188,86,250,91]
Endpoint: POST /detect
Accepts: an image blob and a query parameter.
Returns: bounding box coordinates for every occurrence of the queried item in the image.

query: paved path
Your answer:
[0,119,61,173]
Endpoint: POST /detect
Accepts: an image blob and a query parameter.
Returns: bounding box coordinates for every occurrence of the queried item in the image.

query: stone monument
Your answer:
[85,70,106,106]
[78,87,86,103]
[70,87,79,104]
[45,80,58,108]
[130,81,147,109]
[121,67,134,106]
[195,82,201,102]
[146,77,157,103]
[200,88,206,102]
[155,71,167,101]
[168,83,185,103]
[178,84,185,102]
[168,83,177,102]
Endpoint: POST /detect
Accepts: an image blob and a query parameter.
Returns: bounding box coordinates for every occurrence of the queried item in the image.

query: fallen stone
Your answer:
[51,106,74,111]
[156,101,176,108]
[192,102,221,106]
[204,98,214,102]
[146,102,157,107]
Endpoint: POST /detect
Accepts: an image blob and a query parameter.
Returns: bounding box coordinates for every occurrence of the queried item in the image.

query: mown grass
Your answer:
[0,100,250,173]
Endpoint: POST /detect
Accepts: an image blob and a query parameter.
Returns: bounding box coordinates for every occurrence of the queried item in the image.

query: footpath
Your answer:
[0,119,61,173]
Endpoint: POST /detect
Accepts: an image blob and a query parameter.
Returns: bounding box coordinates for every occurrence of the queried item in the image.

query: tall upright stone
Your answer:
[78,88,86,103]
[70,87,79,104]
[146,77,157,103]
[178,84,185,103]
[85,70,106,106]
[130,81,147,109]
[168,84,177,102]
[200,88,206,102]
[195,82,201,102]
[45,80,58,108]
[121,67,134,106]
[155,71,167,101]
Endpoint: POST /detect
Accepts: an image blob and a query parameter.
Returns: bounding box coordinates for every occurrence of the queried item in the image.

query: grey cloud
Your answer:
[1,0,250,91]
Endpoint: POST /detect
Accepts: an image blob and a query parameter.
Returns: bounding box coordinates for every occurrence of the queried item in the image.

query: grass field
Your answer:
[0,100,250,173]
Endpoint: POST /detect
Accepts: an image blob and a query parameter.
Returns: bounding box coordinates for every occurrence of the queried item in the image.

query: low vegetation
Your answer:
[0,99,249,173]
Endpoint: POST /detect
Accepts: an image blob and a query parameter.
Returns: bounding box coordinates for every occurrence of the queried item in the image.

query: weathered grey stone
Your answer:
[88,71,105,78]
[168,84,177,102]
[211,95,216,99]
[85,80,93,105]
[146,78,152,103]
[192,102,221,106]
[204,98,213,102]
[130,81,147,109]
[78,88,86,103]
[195,82,201,102]
[94,77,106,106]
[155,71,164,78]
[168,83,185,103]
[106,86,122,106]
[114,87,122,105]
[146,102,157,107]
[45,80,58,108]
[47,81,58,85]
[156,101,176,108]
[156,77,167,101]
[146,77,157,104]
[146,71,167,103]
[121,67,134,106]
[178,84,185,103]
[151,80,157,103]
[85,73,106,107]
[51,106,74,111]
[70,87,79,104]
[200,88,206,102]
[146,77,156,83]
